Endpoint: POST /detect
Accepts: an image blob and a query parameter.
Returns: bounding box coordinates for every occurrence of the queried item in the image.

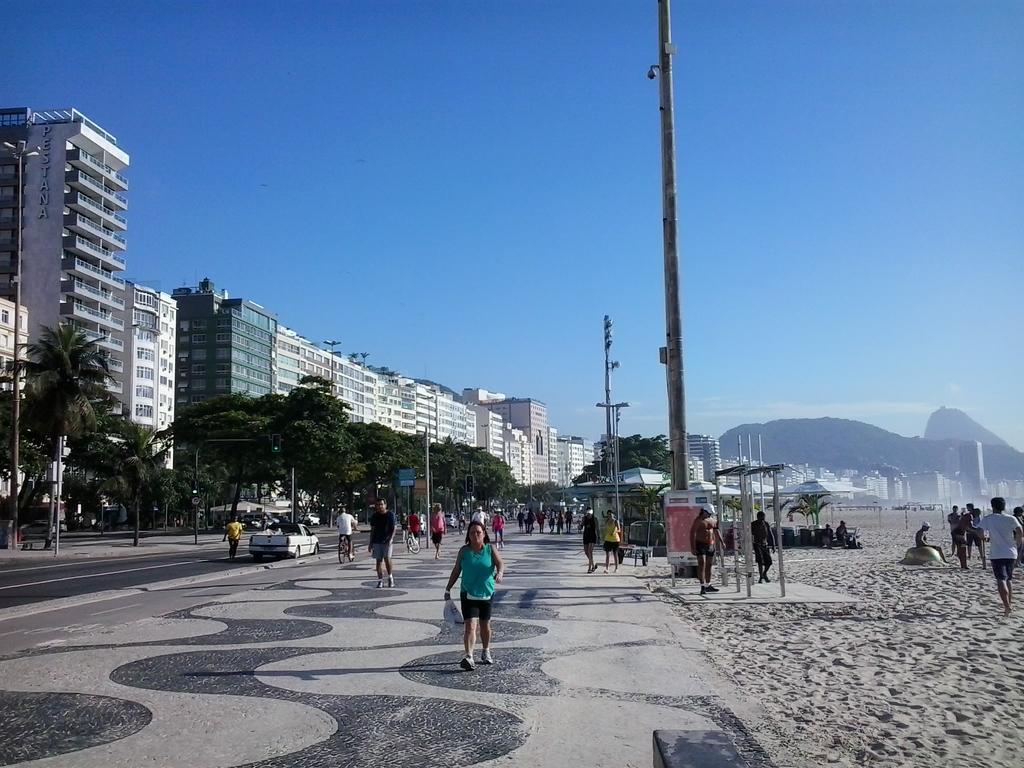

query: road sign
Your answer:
[397,468,416,487]
[191,496,202,507]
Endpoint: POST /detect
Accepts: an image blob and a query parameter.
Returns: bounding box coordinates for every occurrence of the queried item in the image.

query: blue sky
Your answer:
[8,0,1023,450]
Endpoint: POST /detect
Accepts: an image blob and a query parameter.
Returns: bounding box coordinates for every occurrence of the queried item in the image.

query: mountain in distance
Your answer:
[923,407,1009,447]
[719,417,1024,480]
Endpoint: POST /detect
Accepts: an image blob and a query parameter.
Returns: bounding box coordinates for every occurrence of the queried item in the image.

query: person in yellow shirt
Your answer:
[601,511,622,574]
[223,516,244,560]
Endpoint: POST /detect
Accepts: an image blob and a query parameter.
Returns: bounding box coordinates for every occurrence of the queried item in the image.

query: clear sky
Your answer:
[8,1,1023,450]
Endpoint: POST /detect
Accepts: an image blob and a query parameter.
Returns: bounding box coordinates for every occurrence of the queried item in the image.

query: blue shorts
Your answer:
[371,542,393,561]
[991,558,1015,582]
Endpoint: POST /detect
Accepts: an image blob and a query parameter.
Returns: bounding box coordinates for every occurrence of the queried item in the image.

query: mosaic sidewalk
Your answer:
[0,535,770,767]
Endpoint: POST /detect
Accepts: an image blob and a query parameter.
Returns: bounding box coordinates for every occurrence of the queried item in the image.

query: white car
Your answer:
[249,522,320,561]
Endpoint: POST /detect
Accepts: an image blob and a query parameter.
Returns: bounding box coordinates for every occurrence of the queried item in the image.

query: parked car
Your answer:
[240,514,265,531]
[300,513,320,527]
[249,522,319,561]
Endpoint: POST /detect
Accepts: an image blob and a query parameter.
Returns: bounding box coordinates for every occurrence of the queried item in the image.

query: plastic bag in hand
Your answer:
[443,597,464,625]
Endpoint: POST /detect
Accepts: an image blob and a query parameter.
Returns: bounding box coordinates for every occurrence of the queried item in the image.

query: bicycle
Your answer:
[405,529,421,554]
[338,534,353,564]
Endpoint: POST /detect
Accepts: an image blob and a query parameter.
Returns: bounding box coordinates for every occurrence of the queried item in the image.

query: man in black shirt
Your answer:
[368,499,396,588]
[751,511,776,583]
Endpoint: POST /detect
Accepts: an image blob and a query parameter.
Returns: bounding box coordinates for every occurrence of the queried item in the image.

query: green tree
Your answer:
[21,325,113,525]
[346,421,419,512]
[783,493,831,526]
[104,420,170,545]
[171,392,284,517]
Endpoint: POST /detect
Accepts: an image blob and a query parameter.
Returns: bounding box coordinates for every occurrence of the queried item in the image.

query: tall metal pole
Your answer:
[757,434,767,516]
[424,430,431,518]
[291,466,297,522]
[612,405,621,524]
[656,0,688,491]
[323,340,341,398]
[6,142,32,549]
[602,316,615,479]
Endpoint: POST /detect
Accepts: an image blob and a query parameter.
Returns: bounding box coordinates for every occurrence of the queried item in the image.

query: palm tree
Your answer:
[782,493,831,527]
[22,325,112,528]
[105,420,170,546]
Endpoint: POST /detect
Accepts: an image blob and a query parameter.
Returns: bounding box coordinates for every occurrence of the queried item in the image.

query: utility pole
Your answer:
[4,140,38,549]
[602,315,618,480]
[323,339,341,398]
[424,430,431,518]
[653,0,689,490]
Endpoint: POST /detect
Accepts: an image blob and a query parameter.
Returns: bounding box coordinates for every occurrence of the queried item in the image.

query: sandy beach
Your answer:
[653,507,1024,768]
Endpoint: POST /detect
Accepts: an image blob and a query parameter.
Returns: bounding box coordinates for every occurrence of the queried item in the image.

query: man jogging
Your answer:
[368,499,396,588]
[979,497,1023,616]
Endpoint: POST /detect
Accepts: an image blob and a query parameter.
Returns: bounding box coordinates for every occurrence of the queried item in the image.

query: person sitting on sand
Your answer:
[835,520,848,548]
[914,521,947,563]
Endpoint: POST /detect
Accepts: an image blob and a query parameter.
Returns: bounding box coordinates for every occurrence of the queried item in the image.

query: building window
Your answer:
[191,364,206,375]
[1,310,8,324]
[216,332,230,342]
[136,366,154,380]
[135,385,154,398]
[191,319,206,329]
[190,395,205,404]
[136,348,155,361]
[135,404,154,418]
[191,334,206,344]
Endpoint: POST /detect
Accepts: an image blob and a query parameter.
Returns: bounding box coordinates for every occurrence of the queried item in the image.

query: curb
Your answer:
[0,551,338,623]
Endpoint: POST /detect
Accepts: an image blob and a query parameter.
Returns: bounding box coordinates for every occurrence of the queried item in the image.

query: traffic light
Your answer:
[270,434,282,453]
[465,475,474,495]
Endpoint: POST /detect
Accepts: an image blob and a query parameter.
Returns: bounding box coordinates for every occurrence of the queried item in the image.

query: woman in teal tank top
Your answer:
[444,520,505,671]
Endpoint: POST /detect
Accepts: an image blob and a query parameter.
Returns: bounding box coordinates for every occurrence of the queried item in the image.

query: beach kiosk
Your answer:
[663,489,717,586]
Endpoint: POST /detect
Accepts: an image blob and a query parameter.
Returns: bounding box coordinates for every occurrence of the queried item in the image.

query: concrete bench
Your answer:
[653,730,753,768]
[21,535,51,551]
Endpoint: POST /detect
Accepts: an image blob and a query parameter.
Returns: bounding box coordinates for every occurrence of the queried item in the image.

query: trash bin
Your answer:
[782,527,796,547]
[799,528,813,547]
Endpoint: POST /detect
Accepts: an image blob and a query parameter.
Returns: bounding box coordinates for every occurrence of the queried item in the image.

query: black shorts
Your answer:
[968,531,983,547]
[603,541,619,553]
[583,535,597,546]
[460,593,492,621]
[431,532,443,545]
[991,558,1016,582]
[694,542,714,558]
[754,544,772,567]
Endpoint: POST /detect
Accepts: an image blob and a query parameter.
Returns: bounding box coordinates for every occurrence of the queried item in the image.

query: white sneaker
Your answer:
[388,575,395,588]
[376,579,383,589]
[481,649,494,664]
[459,655,476,671]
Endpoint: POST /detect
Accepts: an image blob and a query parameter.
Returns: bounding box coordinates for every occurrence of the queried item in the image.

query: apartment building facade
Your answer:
[121,281,176,431]
[556,435,593,487]
[0,297,28,387]
[687,434,722,482]
[1,107,129,409]
[172,279,276,407]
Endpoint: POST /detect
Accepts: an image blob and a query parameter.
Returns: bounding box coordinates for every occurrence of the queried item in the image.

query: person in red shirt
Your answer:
[492,512,505,549]
[408,511,422,542]
[429,503,446,560]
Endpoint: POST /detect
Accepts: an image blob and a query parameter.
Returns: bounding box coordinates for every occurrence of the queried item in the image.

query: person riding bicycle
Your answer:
[337,509,357,562]
[408,511,422,541]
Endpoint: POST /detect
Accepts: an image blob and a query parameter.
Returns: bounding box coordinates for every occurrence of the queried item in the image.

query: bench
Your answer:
[653,730,752,768]
[21,535,51,550]
[620,544,653,566]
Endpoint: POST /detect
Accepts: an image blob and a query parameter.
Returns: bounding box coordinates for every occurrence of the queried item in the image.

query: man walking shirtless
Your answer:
[689,509,724,595]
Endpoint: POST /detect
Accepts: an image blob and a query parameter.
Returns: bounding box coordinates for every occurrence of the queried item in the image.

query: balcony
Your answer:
[67,147,128,191]
[104,357,125,373]
[105,380,123,395]
[63,235,126,270]
[63,255,125,289]
[62,300,124,331]
[65,170,128,211]
[64,213,127,252]
[69,278,125,310]
[69,193,127,231]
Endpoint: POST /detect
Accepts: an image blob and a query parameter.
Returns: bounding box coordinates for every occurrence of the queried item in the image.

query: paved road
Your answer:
[0,533,354,611]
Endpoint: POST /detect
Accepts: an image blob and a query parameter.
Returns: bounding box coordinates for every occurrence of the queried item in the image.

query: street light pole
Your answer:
[4,140,38,550]
[596,401,630,523]
[323,339,341,398]
[651,0,689,490]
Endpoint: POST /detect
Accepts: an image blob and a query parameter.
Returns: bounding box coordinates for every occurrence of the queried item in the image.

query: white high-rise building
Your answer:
[502,424,533,486]
[687,434,722,482]
[556,435,593,487]
[471,404,504,459]
[464,388,550,483]
[274,327,378,423]
[375,372,417,434]
[123,282,176,434]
